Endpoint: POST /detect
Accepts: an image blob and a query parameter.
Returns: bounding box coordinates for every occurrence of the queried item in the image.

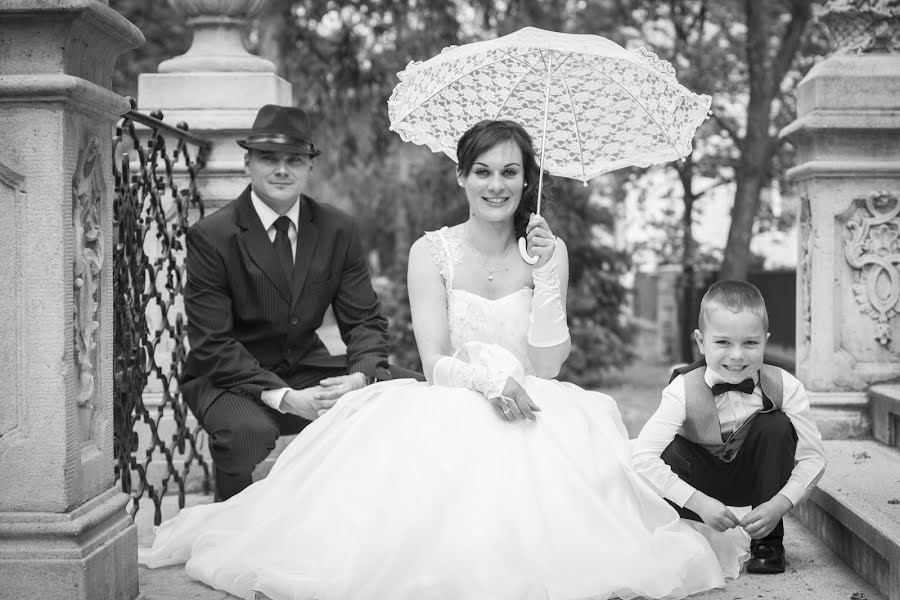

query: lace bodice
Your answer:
[424,227,535,375]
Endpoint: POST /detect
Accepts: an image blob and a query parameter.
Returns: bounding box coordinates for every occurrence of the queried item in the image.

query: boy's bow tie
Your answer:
[711,378,755,396]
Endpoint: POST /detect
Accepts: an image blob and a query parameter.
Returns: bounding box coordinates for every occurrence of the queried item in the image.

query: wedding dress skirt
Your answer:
[141,228,748,599]
[140,375,749,600]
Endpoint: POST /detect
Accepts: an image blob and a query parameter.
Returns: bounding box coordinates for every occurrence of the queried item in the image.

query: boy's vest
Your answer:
[670,360,785,463]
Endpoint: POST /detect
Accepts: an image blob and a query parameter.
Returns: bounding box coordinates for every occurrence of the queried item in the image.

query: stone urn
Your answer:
[819,0,900,53]
[159,0,273,72]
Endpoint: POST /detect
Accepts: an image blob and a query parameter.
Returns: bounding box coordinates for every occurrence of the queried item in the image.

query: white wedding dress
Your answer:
[140,227,749,600]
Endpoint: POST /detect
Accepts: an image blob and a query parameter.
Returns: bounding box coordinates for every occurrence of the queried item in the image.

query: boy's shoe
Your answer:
[746,541,785,574]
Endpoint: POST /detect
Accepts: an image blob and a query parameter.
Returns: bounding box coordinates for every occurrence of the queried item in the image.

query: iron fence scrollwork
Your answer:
[113,97,213,525]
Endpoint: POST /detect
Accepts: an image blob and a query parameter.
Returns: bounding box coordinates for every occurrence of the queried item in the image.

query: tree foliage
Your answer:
[110,0,190,98]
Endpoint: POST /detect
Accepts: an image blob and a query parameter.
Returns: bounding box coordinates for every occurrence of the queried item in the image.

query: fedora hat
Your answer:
[237,105,321,157]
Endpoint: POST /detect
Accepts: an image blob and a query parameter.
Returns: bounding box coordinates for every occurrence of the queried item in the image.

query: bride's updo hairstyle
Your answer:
[456,120,552,240]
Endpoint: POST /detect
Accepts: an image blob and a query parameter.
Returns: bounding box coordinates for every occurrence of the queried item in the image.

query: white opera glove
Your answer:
[432,355,507,399]
[527,241,570,347]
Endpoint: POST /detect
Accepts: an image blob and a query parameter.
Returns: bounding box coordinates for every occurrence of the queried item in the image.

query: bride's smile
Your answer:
[458,139,524,221]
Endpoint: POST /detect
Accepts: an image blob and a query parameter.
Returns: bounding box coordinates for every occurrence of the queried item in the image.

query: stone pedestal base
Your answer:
[137,71,292,210]
[0,488,140,600]
[809,391,871,439]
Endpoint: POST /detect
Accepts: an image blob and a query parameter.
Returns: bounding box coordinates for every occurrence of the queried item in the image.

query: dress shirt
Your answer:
[632,366,826,509]
[251,191,300,412]
[250,191,300,261]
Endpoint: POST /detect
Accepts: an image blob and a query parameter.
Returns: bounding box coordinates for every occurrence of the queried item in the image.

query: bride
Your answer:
[140,119,749,600]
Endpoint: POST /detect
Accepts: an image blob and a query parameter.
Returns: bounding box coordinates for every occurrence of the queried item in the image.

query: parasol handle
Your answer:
[519,52,554,265]
[518,238,539,264]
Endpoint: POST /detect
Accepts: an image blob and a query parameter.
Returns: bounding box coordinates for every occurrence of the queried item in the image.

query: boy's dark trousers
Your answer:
[661,410,798,546]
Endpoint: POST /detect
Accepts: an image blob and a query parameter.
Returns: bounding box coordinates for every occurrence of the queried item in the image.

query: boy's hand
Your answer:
[740,494,793,539]
[685,491,740,532]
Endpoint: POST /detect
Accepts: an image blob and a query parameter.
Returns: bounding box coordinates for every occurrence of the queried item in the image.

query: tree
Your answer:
[718,0,818,280]
[110,0,190,98]
[605,0,827,361]
[617,1,826,281]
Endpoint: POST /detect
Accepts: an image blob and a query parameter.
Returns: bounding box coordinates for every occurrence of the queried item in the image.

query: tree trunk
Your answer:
[719,105,769,280]
[680,190,697,362]
[719,0,813,281]
[677,152,698,362]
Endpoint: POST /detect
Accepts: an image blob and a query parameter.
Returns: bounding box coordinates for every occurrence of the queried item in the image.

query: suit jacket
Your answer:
[180,185,391,420]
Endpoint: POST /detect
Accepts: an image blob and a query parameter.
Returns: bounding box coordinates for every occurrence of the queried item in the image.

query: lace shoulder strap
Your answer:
[423,226,462,290]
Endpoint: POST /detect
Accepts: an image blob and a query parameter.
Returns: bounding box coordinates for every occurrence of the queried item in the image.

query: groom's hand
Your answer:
[280,386,335,420]
[315,372,366,402]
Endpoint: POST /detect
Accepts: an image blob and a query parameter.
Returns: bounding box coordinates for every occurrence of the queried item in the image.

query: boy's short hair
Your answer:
[698,280,769,331]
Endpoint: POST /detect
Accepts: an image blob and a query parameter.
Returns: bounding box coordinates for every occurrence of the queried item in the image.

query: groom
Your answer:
[181,104,405,500]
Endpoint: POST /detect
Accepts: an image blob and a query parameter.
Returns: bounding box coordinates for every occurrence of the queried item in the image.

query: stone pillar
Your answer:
[781,1,900,438]
[137,0,292,210]
[0,2,144,599]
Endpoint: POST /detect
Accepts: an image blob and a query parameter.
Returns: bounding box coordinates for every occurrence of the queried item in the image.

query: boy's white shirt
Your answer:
[631,366,827,509]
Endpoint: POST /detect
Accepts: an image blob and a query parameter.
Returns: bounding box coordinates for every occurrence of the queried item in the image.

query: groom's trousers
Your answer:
[660,410,798,545]
[202,363,424,501]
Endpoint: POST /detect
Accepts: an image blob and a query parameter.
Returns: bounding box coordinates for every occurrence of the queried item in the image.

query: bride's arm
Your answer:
[408,235,539,421]
[407,237,453,384]
[407,237,505,399]
[526,237,572,378]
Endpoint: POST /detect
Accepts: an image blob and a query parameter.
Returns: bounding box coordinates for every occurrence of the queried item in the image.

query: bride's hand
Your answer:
[492,378,540,422]
[525,213,556,269]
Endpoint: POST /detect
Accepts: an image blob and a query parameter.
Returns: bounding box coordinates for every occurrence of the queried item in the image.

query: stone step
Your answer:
[868,384,900,447]
[793,439,900,600]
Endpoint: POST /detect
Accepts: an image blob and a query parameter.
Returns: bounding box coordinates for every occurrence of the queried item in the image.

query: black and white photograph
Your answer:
[0,1,897,599]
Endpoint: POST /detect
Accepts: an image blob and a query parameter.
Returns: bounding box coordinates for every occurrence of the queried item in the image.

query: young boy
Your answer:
[632,280,826,574]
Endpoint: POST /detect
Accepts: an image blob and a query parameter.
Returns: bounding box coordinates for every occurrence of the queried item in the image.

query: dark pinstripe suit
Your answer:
[181,185,392,498]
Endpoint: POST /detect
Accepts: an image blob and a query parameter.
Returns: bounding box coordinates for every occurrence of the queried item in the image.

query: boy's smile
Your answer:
[694,307,769,384]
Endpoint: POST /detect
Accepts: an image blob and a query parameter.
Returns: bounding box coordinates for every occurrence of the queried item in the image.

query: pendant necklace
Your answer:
[465,224,513,281]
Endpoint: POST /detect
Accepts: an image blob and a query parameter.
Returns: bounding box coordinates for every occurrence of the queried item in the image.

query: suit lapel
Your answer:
[235,187,292,302]
[292,195,319,308]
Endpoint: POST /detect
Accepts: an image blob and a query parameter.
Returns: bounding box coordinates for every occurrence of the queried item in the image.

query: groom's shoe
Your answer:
[746,540,785,574]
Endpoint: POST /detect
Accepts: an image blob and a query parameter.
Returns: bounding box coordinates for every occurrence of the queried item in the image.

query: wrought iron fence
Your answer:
[112,98,213,525]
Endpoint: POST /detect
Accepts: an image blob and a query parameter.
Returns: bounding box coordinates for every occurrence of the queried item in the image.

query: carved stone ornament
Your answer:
[159,0,274,72]
[842,191,900,348]
[167,0,268,21]
[73,136,104,408]
[820,0,900,53]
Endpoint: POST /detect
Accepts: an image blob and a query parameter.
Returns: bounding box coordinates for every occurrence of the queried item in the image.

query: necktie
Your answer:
[273,215,294,281]
[711,378,755,396]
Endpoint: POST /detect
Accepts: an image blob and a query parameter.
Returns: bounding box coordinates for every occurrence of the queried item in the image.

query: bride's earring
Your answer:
[523,181,528,187]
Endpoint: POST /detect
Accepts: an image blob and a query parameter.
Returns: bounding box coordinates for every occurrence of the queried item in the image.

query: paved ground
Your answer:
[137,500,884,600]
[135,359,886,600]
